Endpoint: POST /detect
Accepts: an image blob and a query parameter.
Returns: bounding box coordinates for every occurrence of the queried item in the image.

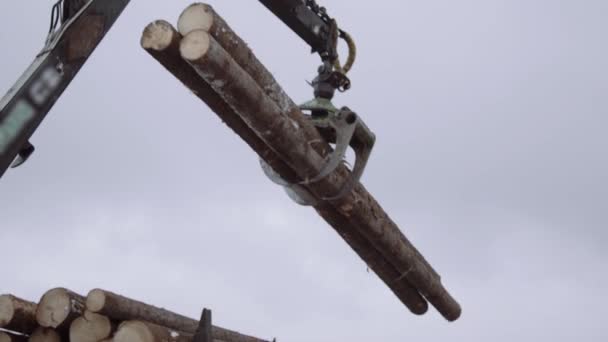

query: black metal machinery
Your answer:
[0,0,374,190]
[259,0,376,204]
[0,0,130,178]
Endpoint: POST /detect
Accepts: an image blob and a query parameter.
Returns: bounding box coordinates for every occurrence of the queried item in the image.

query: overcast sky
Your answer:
[1,1,607,341]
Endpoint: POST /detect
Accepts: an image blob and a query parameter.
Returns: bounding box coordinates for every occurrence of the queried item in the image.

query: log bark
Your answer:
[114,321,191,342]
[87,289,268,342]
[0,331,28,342]
[69,311,114,342]
[140,20,296,183]
[177,4,444,289]
[141,20,428,315]
[177,3,313,132]
[180,29,461,320]
[0,295,37,334]
[27,328,62,342]
[35,288,85,332]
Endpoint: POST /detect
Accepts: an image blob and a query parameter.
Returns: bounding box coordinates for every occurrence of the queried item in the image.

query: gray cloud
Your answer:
[1,1,607,341]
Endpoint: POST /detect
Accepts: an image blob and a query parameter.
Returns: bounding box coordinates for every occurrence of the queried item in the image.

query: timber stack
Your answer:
[140,2,461,321]
[0,289,270,342]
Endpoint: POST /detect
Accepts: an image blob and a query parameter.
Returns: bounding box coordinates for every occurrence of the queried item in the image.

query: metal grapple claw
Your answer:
[302,105,375,200]
[304,107,357,184]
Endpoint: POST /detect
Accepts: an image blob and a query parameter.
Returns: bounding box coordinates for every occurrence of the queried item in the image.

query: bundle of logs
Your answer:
[140,3,461,321]
[0,289,270,342]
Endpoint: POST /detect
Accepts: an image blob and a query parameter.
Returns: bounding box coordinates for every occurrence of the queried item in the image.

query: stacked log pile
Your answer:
[141,3,461,321]
[0,289,270,342]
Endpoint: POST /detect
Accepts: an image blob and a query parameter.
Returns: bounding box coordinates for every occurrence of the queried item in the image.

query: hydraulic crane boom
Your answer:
[0,0,357,182]
[0,0,130,178]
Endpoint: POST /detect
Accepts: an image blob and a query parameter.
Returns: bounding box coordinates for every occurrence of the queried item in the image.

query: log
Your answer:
[141,20,428,315]
[0,295,37,334]
[114,321,191,342]
[179,29,461,320]
[69,311,115,342]
[177,3,311,128]
[140,20,296,183]
[177,4,442,286]
[87,289,268,342]
[27,328,61,342]
[35,288,85,331]
[0,331,28,342]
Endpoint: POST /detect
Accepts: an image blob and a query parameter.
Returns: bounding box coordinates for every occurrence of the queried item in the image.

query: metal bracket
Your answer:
[0,0,131,179]
[302,106,376,200]
[10,141,35,169]
[260,103,375,206]
[192,308,212,342]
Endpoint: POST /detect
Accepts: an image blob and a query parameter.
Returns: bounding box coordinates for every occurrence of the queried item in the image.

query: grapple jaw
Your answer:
[300,102,376,201]
[260,98,375,206]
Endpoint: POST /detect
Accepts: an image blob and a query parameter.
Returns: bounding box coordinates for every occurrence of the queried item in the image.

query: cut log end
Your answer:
[36,288,84,329]
[0,296,15,327]
[85,289,106,313]
[141,20,177,51]
[28,328,62,342]
[69,311,113,342]
[0,332,11,342]
[177,3,214,36]
[0,332,26,342]
[180,30,211,61]
[114,321,154,342]
[36,288,71,328]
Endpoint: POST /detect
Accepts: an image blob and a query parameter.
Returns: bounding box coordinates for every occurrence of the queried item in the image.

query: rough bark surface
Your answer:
[180,29,461,320]
[141,20,428,315]
[0,295,37,334]
[86,289,268,342]
[35,288,86,332]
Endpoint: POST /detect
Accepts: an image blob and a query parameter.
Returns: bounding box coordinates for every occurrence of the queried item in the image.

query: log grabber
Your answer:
[258,0,376,204]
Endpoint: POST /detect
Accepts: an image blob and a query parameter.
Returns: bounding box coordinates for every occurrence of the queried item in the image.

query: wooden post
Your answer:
[69,311,115,342]
[179,28,461,320]
[192,309,211,342]
[141,20,429,315]
[0,295,37,335]
[87,289,269,342]
[35,288,85,332]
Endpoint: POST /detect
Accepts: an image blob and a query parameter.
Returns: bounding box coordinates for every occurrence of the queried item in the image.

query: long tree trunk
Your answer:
[86,289,269,342]
[179,28,461,320]
[0,295,38,335]
[69,311,115,342]
[140,20,428,316]
[177,4,457,316]
[35,288,85,332]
